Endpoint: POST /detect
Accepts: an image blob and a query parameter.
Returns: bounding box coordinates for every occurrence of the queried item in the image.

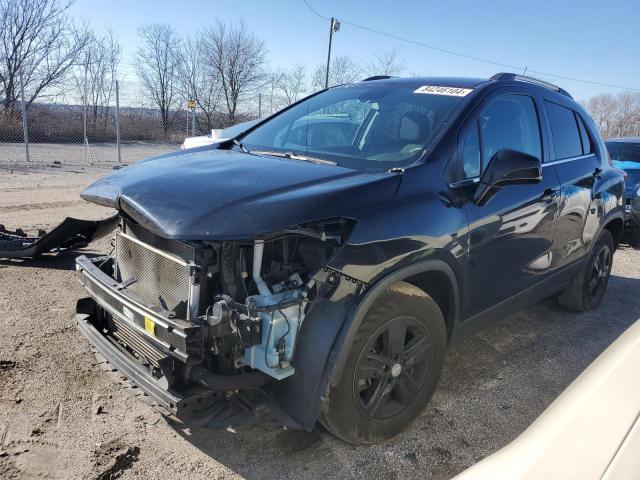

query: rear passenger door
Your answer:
[542,98,602,270]
[458,88,561,318]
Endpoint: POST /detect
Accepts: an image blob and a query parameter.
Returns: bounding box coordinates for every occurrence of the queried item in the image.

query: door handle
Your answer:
[593,168,603,178]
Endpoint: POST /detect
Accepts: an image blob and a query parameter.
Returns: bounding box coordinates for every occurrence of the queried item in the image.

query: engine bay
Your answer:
[101,216,352,381]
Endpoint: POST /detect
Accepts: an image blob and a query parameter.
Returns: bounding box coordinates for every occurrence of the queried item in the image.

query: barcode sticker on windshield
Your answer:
[414,85,473,97]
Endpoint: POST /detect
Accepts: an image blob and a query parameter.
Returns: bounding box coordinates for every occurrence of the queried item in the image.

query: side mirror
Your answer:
[474,149,542,206]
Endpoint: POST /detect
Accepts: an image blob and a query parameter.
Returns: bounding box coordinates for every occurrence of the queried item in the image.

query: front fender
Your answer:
[270,257,460,430]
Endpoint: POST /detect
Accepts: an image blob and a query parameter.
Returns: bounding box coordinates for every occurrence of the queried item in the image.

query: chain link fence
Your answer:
[0,78,269,167]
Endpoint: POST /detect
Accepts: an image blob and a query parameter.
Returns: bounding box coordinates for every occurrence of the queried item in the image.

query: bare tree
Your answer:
[264,70,284,115]
[365,48,406,77]
[586,93,617,137]
[202,19,267,124]
[614,91,640,137]
[583,91,640,138]
[265,64,307,114]
[0,0,89,113]
[275,63,307,107]
[135,23,181,135]
[74,29,121,127]
[311,55,362,91]
[178,33,223,132]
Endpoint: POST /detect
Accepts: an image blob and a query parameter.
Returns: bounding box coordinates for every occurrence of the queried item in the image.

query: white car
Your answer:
[181,119,262,150]
[456,319,640,480]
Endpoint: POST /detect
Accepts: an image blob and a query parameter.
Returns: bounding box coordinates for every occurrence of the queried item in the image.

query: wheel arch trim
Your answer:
[600,212,624,249]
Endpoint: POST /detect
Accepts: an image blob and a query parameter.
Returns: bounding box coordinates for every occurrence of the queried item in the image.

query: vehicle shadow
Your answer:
[162,271,640,480]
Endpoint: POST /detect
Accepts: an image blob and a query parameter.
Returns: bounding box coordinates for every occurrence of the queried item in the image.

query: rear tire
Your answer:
[558,229,614,311]
[321,281,447,444]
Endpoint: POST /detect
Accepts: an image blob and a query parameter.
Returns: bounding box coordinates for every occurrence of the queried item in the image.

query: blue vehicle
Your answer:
[606,138,640,247]
[75,74,625,444]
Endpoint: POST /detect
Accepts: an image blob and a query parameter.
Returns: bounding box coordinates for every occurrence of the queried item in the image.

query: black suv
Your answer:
[75,73,625,444]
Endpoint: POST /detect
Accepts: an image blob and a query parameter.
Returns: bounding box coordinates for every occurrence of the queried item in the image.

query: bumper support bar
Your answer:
[76,312,182,413]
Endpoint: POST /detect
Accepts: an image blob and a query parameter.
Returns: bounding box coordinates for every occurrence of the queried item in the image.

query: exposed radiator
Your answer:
[115,231,191,317]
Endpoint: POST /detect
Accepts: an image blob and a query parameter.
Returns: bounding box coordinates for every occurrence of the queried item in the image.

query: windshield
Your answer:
[239,84,466,171]
[607,141,640,168]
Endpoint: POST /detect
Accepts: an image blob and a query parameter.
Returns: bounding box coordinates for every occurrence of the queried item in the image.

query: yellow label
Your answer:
[144,317,155,336]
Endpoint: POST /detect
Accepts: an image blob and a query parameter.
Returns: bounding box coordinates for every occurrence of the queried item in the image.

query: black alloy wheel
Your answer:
[558,229,615,311]
[321,281,447,444]
[353,316,433,420]
[587,243,612,302]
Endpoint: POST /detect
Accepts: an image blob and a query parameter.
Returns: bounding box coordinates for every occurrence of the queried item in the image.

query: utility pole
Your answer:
[324,17,340,89]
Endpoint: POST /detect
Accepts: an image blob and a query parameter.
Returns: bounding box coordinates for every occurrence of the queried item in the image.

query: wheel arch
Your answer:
[327,258,460,387]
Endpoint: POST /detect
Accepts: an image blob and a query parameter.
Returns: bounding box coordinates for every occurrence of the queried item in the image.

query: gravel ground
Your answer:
[1,164,639,480]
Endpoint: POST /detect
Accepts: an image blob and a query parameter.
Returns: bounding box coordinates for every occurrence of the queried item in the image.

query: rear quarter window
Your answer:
[575,114,592,155]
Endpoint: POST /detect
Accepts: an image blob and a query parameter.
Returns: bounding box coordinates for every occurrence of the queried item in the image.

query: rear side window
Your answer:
[545,101,582,159]
[458,94,541,179]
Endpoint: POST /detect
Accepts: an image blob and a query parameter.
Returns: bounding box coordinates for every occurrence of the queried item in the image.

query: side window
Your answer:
[545,101,582,159]
[481,95,542,164]
[458,94,541,179]
[575,114,592,155]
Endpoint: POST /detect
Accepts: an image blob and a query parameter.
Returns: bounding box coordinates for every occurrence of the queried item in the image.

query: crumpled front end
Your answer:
[75,215,354,426]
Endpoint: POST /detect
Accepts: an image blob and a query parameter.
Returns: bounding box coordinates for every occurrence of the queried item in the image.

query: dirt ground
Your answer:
[0,142,178,166]
[1,164,639,480]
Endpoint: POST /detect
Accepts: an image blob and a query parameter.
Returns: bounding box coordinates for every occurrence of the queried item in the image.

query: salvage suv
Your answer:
[75,73,625,444]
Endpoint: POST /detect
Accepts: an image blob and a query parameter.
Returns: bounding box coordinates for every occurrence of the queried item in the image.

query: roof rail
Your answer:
[491,72,573,99]
[362,75,394,81]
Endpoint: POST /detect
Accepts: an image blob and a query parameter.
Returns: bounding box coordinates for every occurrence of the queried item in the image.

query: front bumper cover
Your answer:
[0,215,117,259]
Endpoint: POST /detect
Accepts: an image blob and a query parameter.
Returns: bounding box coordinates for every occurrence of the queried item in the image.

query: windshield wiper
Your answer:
[250,150,337,165]
[232,139,250,153]
[287,152,337,165]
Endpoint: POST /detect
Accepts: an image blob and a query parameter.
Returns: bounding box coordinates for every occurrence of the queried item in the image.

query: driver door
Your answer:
[458,88,561,318]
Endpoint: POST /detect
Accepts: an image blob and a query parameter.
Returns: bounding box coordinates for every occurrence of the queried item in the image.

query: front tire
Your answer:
[558,229,614,311]
[321,281,447,444]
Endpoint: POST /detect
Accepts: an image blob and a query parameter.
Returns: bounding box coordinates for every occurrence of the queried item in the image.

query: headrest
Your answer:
[399,111,428,142]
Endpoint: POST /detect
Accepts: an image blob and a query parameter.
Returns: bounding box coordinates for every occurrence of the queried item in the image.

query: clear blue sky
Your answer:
[69,0,640,100]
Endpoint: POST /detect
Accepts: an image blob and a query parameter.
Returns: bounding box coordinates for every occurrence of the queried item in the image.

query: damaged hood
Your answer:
[81,148,401,240]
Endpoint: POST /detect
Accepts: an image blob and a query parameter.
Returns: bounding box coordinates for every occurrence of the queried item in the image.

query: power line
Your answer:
[301,0,640,92]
